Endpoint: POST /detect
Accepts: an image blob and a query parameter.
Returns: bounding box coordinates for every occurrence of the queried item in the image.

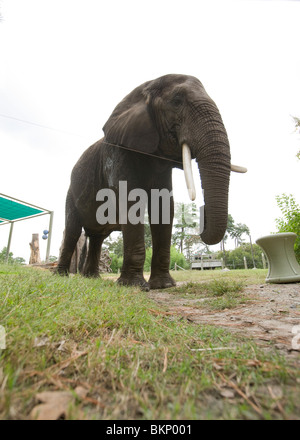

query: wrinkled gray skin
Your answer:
[57,74,231,290]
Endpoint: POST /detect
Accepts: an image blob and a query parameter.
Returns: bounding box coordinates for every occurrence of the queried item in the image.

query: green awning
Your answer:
[0,194,50,224]
[0,193,54,263]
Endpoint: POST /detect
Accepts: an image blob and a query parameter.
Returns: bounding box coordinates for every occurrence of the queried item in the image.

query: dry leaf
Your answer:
[220,388,235,399]
[30,391,73,420]
[30,387,89,420]
[74,386,88,399]
[57,340,66,351]
[163,347,168,373]
[268,385,283,400]
[34,337,50,347]
[213,362,223,371]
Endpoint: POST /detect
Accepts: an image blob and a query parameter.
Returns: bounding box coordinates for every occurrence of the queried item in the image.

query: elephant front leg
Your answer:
[118,223,149,291]
[148,197,176,290]
[148,223,176,289]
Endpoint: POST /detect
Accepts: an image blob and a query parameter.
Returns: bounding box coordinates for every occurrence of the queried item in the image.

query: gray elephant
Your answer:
[57,74,246,290]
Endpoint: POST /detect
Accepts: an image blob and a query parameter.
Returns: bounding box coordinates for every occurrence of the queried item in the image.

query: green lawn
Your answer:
[0,264,299,420]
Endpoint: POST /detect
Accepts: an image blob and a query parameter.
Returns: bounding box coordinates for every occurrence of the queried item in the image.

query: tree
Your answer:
[231,223,250,248]
[220,215,254,266]
[169,246,190,270]
[104,233,123,258]
[103,234,123,273]
[220,214,235,254]
[143,246,189,271]
[172,202,200,258]
[275,194,300,263]
[144,215,152,249]
[292,116,300,160]
[0,247,25,264]
[216,244,265,269]
[225,215,250,248]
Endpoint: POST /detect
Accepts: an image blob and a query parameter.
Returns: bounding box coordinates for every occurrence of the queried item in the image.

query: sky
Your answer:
[0,0,299,262]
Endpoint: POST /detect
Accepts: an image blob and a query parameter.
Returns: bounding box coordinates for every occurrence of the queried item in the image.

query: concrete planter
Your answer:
[256,233,300,284]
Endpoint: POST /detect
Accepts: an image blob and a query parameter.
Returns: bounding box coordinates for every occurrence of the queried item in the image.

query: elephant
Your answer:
[57,74,246,290]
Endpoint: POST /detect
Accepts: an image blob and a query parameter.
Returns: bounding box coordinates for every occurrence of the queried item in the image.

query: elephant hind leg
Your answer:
[57,191,82,275]
[82,234,108,277]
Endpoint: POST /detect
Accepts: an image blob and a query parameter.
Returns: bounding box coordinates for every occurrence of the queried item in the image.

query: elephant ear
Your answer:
[103,94,159,154]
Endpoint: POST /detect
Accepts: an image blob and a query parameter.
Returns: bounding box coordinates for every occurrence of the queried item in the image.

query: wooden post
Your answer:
[29,233,41,264]
[221,257,224,269]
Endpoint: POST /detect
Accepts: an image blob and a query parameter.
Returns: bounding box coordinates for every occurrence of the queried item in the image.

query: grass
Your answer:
[171,268,268,284]
[0,264,299,420]
[166,278,248,310]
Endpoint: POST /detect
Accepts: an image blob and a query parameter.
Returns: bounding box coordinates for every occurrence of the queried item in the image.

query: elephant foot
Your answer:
[56,266,69,276]
[149,273,176,290]
[83,271,100,278]
[82,264,100,278]
[81,267,100,278]
[117,274,150,292]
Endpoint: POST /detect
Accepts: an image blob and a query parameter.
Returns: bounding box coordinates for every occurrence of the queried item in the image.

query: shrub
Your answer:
[276,194,300,263]
[143,246,189,272]
[109,254,123,273]
[217,244,266,269]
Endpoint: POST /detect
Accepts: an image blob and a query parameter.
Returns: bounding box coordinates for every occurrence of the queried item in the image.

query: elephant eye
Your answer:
[171,94,184,107]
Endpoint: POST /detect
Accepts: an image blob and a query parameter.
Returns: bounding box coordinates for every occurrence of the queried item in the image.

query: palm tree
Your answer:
[232,223,250,248]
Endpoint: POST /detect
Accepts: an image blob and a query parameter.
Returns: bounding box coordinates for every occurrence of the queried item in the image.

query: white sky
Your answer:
[0,0,300,262]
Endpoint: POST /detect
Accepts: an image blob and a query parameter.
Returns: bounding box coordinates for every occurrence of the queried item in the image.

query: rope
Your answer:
[102,140,183,165]
[101,139,231,178]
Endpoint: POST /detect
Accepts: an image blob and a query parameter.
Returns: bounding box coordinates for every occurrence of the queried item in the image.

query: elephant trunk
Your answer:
[198,158,231,245]
[183,109,232,245]
[181,100,247,245]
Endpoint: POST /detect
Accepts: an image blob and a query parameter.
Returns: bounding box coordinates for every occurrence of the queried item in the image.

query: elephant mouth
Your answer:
[181,142,247,201]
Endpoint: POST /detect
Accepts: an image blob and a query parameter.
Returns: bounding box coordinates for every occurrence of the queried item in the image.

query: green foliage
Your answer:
[169,245,190,270]
[144,218,152,249]
[275,194,300,263]
[217,244,265,269]
[110,254,123,273]
[0,247,25,265]
[292,116,300,160]
[144,247,152,272]
[225,215,250,248]
[105,234,123,258]
[104,234,123,272]
[172,202,202,259]
[143,246,189,271]
[48,255,57,262]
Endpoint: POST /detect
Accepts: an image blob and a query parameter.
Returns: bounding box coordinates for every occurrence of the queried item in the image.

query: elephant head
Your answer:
[103,74,246,245]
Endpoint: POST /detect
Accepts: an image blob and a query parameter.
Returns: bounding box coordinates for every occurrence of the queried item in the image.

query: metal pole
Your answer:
[45,211,54,263]
[249,234,256,268]
[6,222,14,262]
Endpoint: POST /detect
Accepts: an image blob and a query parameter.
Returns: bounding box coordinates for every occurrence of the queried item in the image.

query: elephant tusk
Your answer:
[182,143,196,201]
[231,164,247,173]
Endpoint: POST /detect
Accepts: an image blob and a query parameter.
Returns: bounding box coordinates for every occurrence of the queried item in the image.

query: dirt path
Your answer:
[149,283,300,355]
